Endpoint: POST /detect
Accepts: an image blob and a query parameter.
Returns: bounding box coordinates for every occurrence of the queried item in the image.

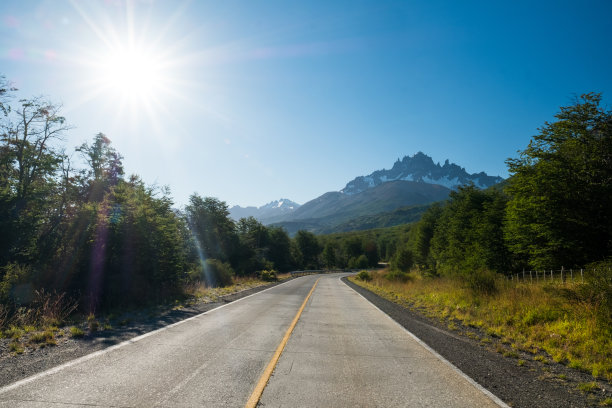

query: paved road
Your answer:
[0,274,505,407]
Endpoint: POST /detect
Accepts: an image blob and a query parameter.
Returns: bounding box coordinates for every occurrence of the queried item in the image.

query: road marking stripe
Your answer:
[0,277,301,396]
[245,278,320,408]
[342,276,511,408]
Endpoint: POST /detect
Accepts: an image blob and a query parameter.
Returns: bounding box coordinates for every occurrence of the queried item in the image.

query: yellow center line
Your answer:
[245,278,320,408]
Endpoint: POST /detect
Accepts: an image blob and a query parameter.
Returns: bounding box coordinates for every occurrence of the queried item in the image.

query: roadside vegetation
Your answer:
[0,75,315,339]
[351,268,612,382]
[344,94,612,384]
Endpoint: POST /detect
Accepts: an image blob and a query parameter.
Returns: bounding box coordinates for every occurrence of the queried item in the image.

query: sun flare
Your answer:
[99,45,164,102]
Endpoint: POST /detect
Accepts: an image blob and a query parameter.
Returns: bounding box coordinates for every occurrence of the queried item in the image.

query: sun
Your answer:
[98,44,165,103]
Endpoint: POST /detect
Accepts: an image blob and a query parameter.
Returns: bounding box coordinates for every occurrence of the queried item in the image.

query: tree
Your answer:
[0,97,69,265]
[322,242,338,269]
[76,133,124,201]
[295,230,321,269]
[505,93,612,269]
[392,246,414,272]
[185,195,238,263]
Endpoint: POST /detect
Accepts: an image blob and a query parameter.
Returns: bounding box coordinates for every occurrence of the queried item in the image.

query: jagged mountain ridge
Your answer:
[267,180,451,232]
[341,152,503,195]
[229,198,300,222]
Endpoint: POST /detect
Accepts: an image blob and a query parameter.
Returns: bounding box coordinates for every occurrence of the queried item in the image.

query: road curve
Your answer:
[0,274,505,407]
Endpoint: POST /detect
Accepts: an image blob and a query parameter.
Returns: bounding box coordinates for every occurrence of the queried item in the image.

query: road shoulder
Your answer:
[342,276,608,408]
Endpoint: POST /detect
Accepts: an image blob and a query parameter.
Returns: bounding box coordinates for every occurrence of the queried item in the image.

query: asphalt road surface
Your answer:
[0,274,506,407]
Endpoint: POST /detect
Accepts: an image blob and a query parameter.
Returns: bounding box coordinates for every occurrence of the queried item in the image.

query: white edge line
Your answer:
[0,277,300,395]
[341,276,511,408]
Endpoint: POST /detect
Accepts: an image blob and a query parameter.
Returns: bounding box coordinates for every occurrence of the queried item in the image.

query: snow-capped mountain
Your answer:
[229,199,300,222]
[341,152,503,195]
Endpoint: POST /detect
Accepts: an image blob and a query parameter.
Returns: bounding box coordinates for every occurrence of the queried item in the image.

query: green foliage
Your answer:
[258,269,278,282]
[348,254,369,270]
[356,270,372,282]
[578,260,612,324]
[465,269,499,295]
[0,263,33,305]
[392,246,414,272]
[203,259,234,287]
[322,242,338,269]
[87,314,99,332]
[69,326,85,338]
[295,230,321,269]
[429,185,510,276]
[385,269,411,282]
[505,93,612,269]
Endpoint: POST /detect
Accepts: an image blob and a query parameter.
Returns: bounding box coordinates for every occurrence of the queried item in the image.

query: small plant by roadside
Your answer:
[385,269,411,282]
[577,381,599,393]
[9,342,24,354]
[258,270,278,282]
[70,326,85,338]
[87,314,99,332]
[600,397,612,406]
[356,270,372,282]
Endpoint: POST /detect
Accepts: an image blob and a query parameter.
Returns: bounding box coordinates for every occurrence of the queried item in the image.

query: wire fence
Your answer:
[506,267,611,284]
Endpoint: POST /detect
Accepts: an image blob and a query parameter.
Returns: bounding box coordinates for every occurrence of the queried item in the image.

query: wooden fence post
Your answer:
[530,270,533,283]
[561,266,564,282]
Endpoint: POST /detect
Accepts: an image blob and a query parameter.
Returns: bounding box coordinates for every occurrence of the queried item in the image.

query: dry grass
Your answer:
[183,276,278,303]
[350,269,612,382]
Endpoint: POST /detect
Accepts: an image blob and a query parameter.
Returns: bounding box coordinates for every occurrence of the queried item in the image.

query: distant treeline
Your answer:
[326,93,611,276]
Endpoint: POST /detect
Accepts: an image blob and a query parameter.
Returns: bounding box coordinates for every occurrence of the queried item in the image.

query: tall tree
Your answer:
[505,93,612,269]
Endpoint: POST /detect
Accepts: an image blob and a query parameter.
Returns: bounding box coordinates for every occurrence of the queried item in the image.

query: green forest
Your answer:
[0,76,328,319]
[1,75,611,324]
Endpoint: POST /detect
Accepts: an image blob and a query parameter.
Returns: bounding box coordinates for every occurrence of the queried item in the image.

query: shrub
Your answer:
[579,261,612,324]
[258,270,278,282]
[87,314,99,332]
[32,290,78,326]
[70,326,85,338]
[385,269,412,282]
[0,263,33,305]
[465,269,498,295]
[356,270,372,282]
[348,255,369,270]
[392,247,414,272]
[204,259,235,287]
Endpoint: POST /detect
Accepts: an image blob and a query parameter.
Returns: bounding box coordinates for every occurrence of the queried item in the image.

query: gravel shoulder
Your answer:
[0,279,289,388]
[343,276,611,408]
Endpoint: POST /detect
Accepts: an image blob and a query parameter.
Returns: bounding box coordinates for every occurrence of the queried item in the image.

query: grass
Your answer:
[577,382,599,393]
[69,326,85,338]
[600,397,612,406]
[183,276,281,303]
[8,341,24,354]
[349,269,612,382]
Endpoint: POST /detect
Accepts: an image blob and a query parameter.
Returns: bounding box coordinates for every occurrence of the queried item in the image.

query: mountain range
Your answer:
[230,152,503,234]
[229,199,300,222]
[341,152,503,195]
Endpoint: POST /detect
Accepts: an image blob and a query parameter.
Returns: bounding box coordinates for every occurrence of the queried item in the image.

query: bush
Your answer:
[349,255,369,270]
[385,269,412,283]
[204,259,234,287]
[87,314,99,332]
[0,263,34,305]
[579,260,612,323]
[32,290,78,326]
[70,326,85,338]
[465,269,498,295]
[392,247,414,272]
[356,270,372,282]
[258,270,278,282]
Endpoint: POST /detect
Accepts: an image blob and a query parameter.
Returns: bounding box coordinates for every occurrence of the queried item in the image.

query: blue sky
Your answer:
[1,0,611,207]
